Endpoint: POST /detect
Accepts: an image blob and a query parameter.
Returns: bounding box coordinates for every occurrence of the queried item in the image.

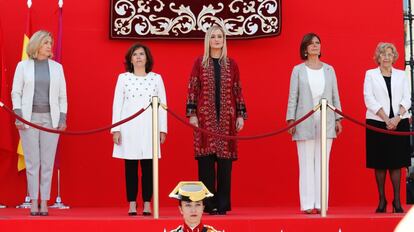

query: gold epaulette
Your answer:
[205,224,220,232]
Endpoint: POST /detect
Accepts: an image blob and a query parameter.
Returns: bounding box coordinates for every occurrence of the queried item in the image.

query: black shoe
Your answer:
[142,211,151,216]
[392,201,404,213]
[39,212,48,216]
[375,200,387,213]
[207,208,218,215]
[218,211,227,215]
[30,212,39,216]
[128,212,137,216]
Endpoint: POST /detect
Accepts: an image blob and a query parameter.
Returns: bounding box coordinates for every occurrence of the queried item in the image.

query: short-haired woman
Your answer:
[111,43,167,216]
[364,42,411,213]
[286,32,342,214]
[11,30,68,216]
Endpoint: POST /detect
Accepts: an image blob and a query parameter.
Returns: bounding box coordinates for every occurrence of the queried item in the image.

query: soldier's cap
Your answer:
[169,181,213,202]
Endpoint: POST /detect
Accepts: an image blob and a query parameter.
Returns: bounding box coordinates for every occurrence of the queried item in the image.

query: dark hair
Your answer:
[300,33,322,60]
[124,43,153,73]
[178,199,204,206]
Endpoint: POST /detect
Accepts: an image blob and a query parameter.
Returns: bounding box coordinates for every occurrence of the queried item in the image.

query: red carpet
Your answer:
[0,206,410,232]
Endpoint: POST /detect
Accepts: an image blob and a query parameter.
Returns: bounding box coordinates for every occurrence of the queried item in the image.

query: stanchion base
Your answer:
[16,202,31,209]
[0,204,7,208]
[16,196,31,208]
[49,197,70,209]
[49,202,70,209]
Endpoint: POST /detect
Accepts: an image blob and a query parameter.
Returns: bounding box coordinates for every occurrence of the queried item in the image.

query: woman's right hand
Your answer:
[189,116,199,127]
[113,131,121,145]
[15,122,25,130]
[287,120,296,135]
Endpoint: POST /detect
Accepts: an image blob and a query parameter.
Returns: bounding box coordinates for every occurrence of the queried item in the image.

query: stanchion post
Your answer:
[320,99,328,217]
[49,169,70,209]
[152,96,160,219]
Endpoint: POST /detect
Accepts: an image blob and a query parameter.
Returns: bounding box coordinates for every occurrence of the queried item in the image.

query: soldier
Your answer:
[169,182,221,232]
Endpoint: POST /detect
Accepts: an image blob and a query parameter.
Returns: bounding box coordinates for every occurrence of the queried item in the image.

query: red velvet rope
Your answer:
[0,102,150,135]
[333,108,414,136]
[165,107,316,140]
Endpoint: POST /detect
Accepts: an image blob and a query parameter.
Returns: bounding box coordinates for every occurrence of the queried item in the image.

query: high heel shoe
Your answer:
[375,200,387,213]
[392,201,404,213]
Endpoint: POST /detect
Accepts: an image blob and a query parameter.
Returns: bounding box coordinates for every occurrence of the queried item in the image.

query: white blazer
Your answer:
[111,72,167,160]
[363,67,411,121]
[11,59,68,128]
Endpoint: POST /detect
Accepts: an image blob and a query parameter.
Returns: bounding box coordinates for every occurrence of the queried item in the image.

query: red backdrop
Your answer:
[0,0,406,207]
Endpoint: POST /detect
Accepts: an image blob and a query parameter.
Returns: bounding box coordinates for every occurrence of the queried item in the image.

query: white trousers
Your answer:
[19,113,59,200]
[296,112,333,211]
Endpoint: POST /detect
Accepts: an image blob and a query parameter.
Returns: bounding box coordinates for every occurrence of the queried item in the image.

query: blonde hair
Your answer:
[26,30,54,59]
[202,25,227,68]
[374,42,398,64]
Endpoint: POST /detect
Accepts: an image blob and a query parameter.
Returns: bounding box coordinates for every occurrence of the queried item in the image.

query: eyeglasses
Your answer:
[380,53,395,58]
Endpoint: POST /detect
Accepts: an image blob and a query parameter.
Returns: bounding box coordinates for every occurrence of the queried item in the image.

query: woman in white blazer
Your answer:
[286,33,342,214]
[111,43,167,216]
[11,30,67,216]
[363,42,411,213]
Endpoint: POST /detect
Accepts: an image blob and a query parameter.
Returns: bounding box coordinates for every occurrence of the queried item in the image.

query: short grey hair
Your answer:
[26,30,54,59]
[373,42,398,64]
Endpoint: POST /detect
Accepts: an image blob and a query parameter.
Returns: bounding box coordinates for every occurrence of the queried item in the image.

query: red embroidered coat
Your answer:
[186,56,247,160]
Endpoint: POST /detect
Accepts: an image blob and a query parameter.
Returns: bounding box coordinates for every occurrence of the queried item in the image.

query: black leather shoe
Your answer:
[39,212,48,216]
[30,212,39,216]
[142,211,151,216]
[375,200,387,213]
[218,211,227,215]
[392,201,404,213]
[128,212,137,216]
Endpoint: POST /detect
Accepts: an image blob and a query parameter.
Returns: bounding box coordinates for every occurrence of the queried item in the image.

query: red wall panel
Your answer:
[0,0,405,207]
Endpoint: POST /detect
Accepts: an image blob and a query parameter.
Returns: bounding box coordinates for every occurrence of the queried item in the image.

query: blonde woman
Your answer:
[11,30,68,216]
[186,24,247,215]
[364,42,410,213]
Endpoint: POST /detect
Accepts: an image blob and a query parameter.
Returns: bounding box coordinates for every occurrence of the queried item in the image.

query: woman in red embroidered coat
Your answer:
[186,25,247,215]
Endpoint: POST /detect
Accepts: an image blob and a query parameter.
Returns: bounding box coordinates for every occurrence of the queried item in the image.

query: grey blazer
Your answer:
[286,62,342,141]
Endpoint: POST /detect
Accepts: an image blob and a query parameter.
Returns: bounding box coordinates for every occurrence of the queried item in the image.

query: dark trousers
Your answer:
[124,159,153,202]
[198,155,232,212]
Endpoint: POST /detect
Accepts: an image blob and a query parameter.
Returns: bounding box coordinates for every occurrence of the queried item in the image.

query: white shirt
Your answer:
[306,66,325,106]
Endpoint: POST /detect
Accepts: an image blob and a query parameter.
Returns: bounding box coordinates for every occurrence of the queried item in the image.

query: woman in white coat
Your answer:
[286,33,342,214]
[111,43,167,216]
[11,30,67,216]
[363,42,411,213]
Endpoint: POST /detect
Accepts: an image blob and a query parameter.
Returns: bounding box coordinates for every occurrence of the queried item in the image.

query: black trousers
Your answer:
[197,155,232,212]
[124,159,153,202]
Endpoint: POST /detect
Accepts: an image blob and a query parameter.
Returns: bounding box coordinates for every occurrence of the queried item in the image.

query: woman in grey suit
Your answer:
[286,33,342,214]
[11,30,67,216]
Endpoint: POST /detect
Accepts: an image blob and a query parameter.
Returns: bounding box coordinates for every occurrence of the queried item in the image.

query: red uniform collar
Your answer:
[183,221,204,232]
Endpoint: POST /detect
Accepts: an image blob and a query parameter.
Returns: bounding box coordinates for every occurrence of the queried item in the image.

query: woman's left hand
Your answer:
[335,120,342,135]
[160,132,167,144]
[236,117,244,132]
[389,116,401,129]
[58,123,67,131]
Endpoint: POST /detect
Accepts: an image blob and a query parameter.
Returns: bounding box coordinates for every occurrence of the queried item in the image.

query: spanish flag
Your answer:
[17,1,32,171]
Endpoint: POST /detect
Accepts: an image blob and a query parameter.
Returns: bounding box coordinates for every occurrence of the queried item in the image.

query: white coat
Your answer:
[363,67,411,121]
[111,72,167,160]
[11,59,67,129]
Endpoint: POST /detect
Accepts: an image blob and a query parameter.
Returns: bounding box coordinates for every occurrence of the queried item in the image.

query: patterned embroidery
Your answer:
[186,57,247,159]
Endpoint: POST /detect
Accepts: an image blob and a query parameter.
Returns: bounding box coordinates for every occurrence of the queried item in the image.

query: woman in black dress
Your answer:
[363,42,411,213]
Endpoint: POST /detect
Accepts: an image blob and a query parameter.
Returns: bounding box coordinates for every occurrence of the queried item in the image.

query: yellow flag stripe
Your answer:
[17,34,30,171]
